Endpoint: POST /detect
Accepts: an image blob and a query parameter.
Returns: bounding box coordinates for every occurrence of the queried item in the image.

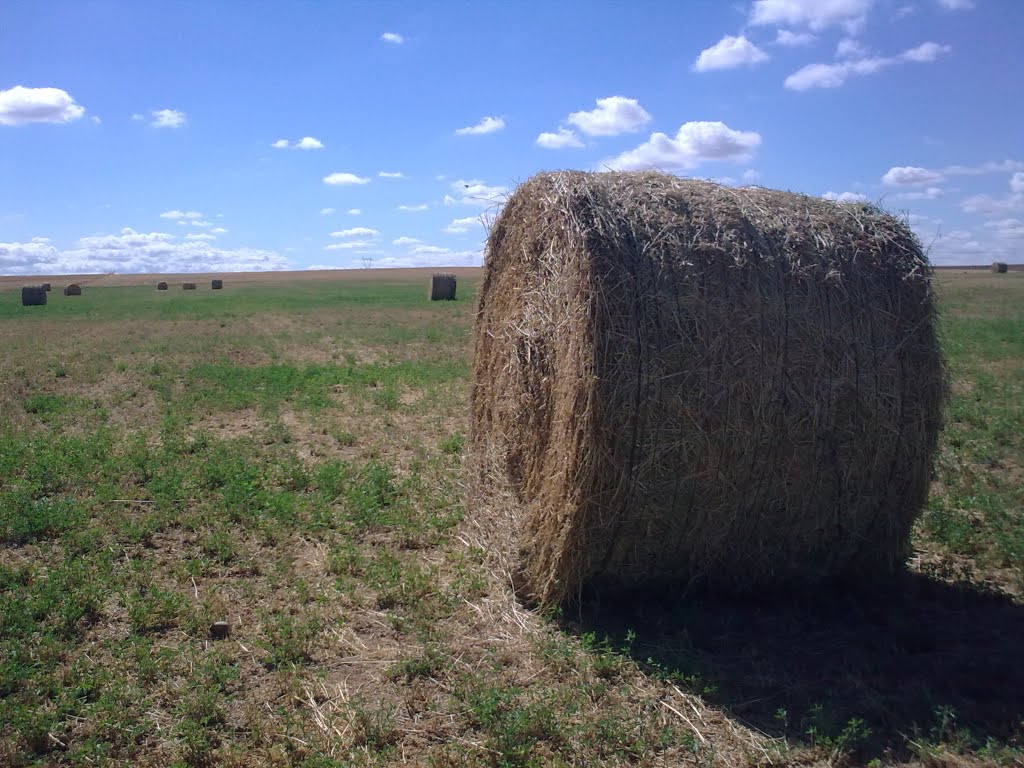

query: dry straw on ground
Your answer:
[211,279,224,290]
[470,170,946,606]
[992,262,1009,273]
[183,282,197,290]
[430,273,457,301]
[21,286,47,306]
[157,281,168,290]
[64,284,82,296]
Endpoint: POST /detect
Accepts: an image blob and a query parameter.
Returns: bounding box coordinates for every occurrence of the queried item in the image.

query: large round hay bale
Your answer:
[430,273,457,301]
[211,279,224,290]
[183,282,197,290]
[470,171,946,606]
[157,281,168,290]
[21,286,47,306]
[41,283,51,291]
[64,284,82,296]
[991,262,1008,273]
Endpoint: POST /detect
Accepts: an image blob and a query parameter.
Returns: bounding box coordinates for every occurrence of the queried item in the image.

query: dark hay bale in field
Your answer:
[157,281,168,290]
[991,262,1008,273]
[211,279,224,290]
[21,286,47,306]
[470,171,946,606]
[63,284,82,296]
[430,273,457,300]
[41,283,51,291]
[183,282,197,290]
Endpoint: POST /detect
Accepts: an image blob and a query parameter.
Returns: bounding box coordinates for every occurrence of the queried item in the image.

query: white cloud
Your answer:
[536,127,584,149]
[273,136,324,149]
[397,203,428,211]
[836,38,869,59]
[210,227,228,234]
[894,187,944,200]
[444,216,483,234]
[378,171,405,178]
[330,227,379,238]
[347,208,362,215]
[937,0,973,9]
[160,210,204,220]
[381,32,405,44]
[412,245,450,255]
[455,116,506,136]
[694,35,769,71]
[131,113,145,121]
[324,241,372,251]
[784,41,950,90]
[393,237,422,246]
[606,121,761,172]
[1,229,287,275]
[320,207,336,215]
[567,96,651,136]
[151,109,186,128]
[823,190,869,202]
[186,232,216,241]
[742,169,762,182]
[943,159,1024,176]
[960,175,1024,214]
[750,0,873,32]
[774,29,816,46]
[323,172,369,185]
[0,85,86,126]
[447,180,508,207]
[31,236,50,243]
[91,115,101,125]
[1011,172,1024,194]
[191,220,213,228]
[882,166,944,186]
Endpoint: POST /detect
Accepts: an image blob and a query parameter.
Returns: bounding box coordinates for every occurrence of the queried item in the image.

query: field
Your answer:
[1,269,1021,767]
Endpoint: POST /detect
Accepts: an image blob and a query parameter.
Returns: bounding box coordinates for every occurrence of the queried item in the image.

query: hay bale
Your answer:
[63,284,82,296]
[430,273,457,301]
[211,279,224,290]
[21,286,47,306]
[183,282,197,290]
[41,283,51,291]
[157,281,168,290]
[470,171,946,606]
[991,262,1008,273]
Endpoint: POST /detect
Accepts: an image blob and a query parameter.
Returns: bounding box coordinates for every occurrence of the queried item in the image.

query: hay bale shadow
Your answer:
[565,573,1024,759]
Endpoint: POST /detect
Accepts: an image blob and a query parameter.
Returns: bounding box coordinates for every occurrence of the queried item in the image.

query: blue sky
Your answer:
[1,0,1021,274]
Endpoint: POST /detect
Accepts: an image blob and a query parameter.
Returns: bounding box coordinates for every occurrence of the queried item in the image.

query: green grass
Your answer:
[0,271,1021,767]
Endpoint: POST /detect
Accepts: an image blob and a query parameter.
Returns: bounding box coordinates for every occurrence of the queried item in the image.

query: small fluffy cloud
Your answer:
[397,203,428,212]
[774,29,815,46]
[836,38,869,59]
[694,35,769,72]
[536,127,583,149]
[324,241,373,251]
[784,41,950,90]
[444,216,482,234]
[894,187,944,200]
[0,85,86,126]
[151,109,186,128]
[750,0,873,32]
[1011,172,1024,194]
[455,116,505,136]
[210,227,228,234]
[447,180,508,207]
[606,121,761,172]
[937,0,973,9]
[330,227,379,238]
[393,237,422,246]
[567,96,651,136]
[882,166,945,186]
[320,208,336,215]
[160,210,204,220]
[823,190,869,202]
[186,233,216,241]
[323,172,369,185]
[960,176,1024,215]
[381,32,405,44]
[378,171,405,178]
[347,208,362,215]
[273,136,324,149]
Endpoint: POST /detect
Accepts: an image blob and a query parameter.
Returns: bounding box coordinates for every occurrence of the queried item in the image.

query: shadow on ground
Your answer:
[564,573,1024,760]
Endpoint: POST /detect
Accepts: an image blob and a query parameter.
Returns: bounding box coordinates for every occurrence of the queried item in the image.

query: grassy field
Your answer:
[0,271,1021,767]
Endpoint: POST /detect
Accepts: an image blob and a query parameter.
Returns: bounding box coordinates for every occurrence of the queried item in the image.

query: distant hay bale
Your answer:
[63,284,82,296]
[21,286,47,306]
[183,282,197,290]
[157,281,168,290]
[211,279,224,290]
[41,283,51,291]
[991,262,1008,273]
[430,273,457,300]
[470,171,946,606]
